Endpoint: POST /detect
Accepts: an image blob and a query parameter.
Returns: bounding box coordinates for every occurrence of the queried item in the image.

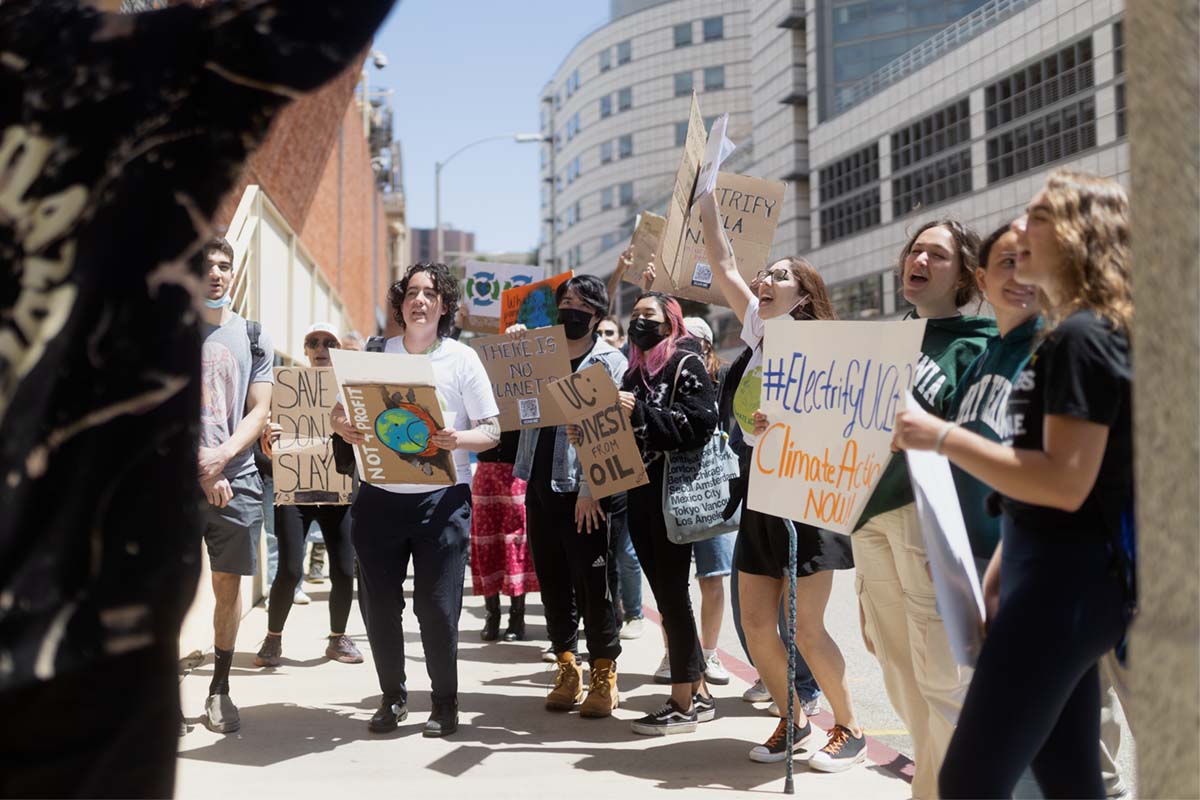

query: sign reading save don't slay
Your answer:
[271,367,353,504]
[544,364,648,500]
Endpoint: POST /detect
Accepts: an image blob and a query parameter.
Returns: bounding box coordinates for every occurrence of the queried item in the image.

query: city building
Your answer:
[801,0,1127,318]
[410,226,477,267]
[537,0,756,312]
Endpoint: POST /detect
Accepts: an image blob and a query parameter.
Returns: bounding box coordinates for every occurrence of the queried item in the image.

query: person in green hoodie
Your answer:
[853,219,997,800]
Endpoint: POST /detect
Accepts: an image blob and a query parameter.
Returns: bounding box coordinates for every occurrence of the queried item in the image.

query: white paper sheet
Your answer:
[903,393,986,667]
[692,113,736,203]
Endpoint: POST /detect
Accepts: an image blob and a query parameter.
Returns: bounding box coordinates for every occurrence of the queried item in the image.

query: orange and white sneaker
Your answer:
[808,724,867,772]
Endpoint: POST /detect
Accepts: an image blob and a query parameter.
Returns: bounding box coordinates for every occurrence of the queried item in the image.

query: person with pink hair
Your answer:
[620,291,720,735]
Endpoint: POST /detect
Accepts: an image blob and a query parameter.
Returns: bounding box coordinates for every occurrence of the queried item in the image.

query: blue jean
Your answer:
[730,565,821,703]
[609,506,643,620]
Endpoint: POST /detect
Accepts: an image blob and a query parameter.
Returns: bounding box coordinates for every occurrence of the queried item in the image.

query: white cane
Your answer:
[782,518,799,794]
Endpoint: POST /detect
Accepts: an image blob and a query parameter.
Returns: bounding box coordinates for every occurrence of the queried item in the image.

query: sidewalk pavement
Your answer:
[177,578,912,799]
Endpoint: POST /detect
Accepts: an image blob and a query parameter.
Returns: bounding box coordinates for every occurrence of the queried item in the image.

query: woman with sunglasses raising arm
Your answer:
[693,191,865,770]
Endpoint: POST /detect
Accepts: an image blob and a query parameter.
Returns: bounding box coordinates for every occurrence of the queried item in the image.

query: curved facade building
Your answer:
[537,0,754,303]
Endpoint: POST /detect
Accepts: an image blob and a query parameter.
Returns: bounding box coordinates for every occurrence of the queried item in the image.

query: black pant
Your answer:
[268,504,355,634]
[352,483,471,706]
[940,518,1126,799]
[525,478,621,664]
[628,461,704,684]
[0,643,178,798]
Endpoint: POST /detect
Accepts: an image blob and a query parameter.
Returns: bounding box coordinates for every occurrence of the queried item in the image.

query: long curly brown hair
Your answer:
[1038,169,1133,336]
[780,257,838,321]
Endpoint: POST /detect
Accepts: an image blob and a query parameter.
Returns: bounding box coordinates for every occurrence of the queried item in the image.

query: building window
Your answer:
[1115,82,1126,139]
[892,150,973,218]
[566,205,575,227]
[618,87,632,112]
[554,92,561,111]
[601,186,613,211]
[617,39,632,65]
[600,95,612,118]
[674,71,693,98]
[703,16,724,42]
[1113,21,1125,76]
[819,188,881,244]
[985,38,1094,131]
[567,156,582,184]
[704,66,725,92]
[674,121,689,147]
[600,140,613,164]
[986,97,1098,183]
[555,131,562,153]
[673,22,692,48]
[599,49,612,72]
[817,144,880,204]
[555,175,563,194]
[618,134,633,159]
[891,99,971,173]
[573,244,582,268]
[619,181,634,206]
[566,68,580,97]
[830,273,885,320]
[574,201,581,225]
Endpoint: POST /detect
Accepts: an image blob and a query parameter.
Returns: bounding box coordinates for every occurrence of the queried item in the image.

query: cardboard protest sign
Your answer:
[271,367,353,505]
[499,271,574,332]
[746,319,926,534]
[664,172,787,306]
[470,325,572,431]
[545,363,648,500]
[904,394,986,667]
[463,260,545,333]
[622,212,668,287]
[328,349,455,486]
[657,92,707,295]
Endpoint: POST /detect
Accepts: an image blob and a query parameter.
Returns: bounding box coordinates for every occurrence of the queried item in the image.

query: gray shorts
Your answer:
[202,472,264,576]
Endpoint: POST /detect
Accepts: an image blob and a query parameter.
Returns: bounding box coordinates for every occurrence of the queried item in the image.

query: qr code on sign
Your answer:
[518,398,541,425]
[691,261,713,289]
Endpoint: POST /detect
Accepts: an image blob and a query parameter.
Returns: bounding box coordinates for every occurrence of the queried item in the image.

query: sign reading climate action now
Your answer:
[746,319,926,534]
[545,363,648,501]
[469,325,572,431]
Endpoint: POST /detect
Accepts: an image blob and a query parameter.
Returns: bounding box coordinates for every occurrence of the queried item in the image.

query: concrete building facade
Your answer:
[537,0,755,296]
[410,227,477,267]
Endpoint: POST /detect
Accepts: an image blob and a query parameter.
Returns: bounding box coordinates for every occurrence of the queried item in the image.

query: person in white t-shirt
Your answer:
[330,263,501,738]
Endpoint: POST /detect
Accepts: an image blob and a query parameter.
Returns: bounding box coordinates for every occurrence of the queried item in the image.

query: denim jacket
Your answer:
[513,338,628,496]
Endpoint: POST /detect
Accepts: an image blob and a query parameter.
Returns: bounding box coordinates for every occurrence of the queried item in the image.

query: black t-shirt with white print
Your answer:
[1001,311,1133,538]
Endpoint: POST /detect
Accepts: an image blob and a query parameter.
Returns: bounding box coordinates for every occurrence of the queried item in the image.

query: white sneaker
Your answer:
[619,617,645,640]
[541,645,557,663]
[768,697,822,717]
[742,678,771,703]
[293,588,311,605]
[653,653,672,684]
[704,652,731,685]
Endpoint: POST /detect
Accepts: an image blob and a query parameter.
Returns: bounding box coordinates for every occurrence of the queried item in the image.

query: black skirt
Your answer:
[734,503,854,579]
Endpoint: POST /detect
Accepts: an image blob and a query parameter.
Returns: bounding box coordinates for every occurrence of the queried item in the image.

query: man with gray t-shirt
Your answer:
[196,237,274,733]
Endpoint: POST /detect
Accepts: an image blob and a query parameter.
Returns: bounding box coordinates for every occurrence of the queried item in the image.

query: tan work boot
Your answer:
[545,652,583,711]
[580,658,619,718]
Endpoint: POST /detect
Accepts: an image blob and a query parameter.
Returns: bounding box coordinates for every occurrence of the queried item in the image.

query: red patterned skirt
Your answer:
[470,462,538,597]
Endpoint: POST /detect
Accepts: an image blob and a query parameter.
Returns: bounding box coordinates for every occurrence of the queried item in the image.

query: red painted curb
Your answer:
[640,604,915,784]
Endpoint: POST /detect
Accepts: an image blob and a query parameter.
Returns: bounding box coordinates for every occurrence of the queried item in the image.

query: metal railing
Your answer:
[836,0,1041,114]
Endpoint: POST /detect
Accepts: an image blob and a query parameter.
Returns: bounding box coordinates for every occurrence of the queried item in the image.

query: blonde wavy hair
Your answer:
[1039,169,1133,336]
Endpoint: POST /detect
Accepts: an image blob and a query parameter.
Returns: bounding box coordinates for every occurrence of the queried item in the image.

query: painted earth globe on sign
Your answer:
[375,405,437,457]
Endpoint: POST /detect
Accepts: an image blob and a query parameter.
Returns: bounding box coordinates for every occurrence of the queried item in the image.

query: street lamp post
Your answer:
[434,133,542,266]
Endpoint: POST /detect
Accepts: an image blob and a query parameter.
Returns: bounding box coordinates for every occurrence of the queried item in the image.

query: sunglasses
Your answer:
[754,268,794,284]
[304,338,339,350]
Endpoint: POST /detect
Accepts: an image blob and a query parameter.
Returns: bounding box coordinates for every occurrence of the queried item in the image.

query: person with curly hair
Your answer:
[895,170,1135,798]
[331,263,502,738]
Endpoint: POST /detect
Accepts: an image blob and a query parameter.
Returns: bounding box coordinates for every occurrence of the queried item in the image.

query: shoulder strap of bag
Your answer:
[245,320,264,360]
[365,335,387,353]
[667,352,704,407]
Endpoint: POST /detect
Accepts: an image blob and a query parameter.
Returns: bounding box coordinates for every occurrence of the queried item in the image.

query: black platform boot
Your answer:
[481,594,501,641]
[503,594,526,642]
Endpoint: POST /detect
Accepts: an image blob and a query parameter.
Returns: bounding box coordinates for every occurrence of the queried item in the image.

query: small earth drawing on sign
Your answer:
[375,404,438,457]
[517,286,558,329]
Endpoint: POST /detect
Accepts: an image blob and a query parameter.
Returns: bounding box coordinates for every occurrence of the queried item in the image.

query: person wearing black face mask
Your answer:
[509,275,628,720]
[628,316,668,351]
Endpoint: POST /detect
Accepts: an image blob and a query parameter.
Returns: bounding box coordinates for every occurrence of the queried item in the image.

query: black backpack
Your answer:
[331,336,387,475]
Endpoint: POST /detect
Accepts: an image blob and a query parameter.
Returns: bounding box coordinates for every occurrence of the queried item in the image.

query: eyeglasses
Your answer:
[304,338,339,350]
[754,268,793,284]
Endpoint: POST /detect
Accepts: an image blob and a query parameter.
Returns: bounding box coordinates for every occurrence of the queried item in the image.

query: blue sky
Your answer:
[374,1,609,256]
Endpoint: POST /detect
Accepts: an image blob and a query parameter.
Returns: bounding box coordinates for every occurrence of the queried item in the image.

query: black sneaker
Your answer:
[808,724,867,772]
[368,699,408,733]
[693,693,717,723]
[631,699,698,736]
[424,701,459,737]
[748,717,815,763]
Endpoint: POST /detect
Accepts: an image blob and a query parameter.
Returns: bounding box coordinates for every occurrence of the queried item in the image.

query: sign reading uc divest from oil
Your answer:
[544,364,648,501]
[746,319,926,534]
